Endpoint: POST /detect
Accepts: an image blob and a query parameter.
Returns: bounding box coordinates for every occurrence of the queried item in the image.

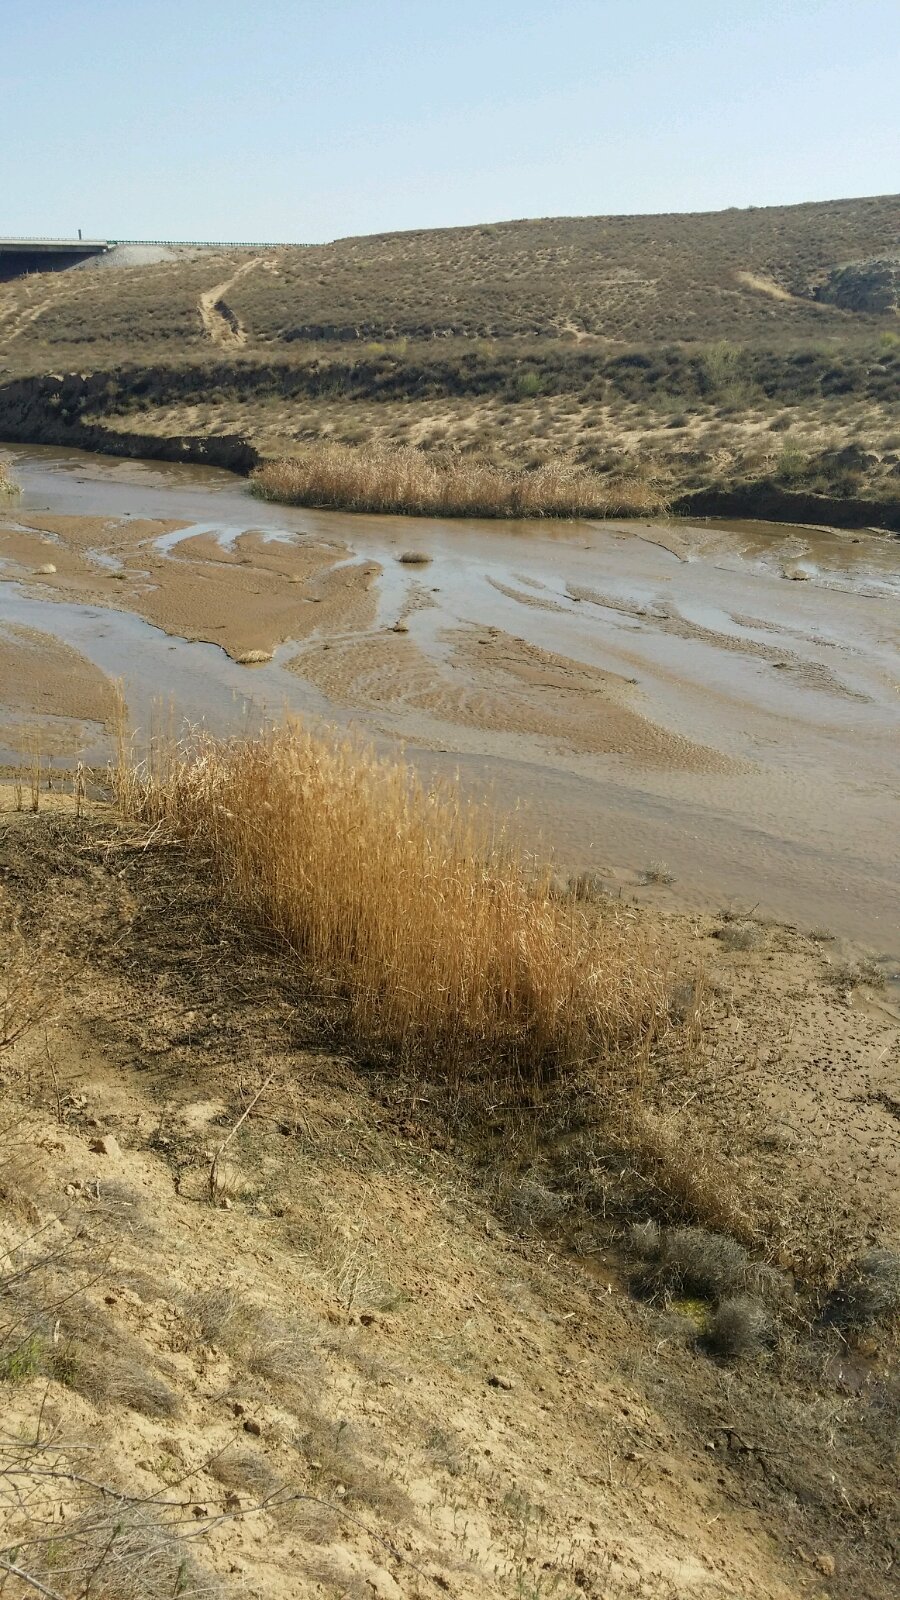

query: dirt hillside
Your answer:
[1,195,899,521]
[2,796,898,1598]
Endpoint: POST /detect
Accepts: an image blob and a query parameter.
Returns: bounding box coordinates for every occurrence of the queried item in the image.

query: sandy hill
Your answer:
[1,194,899,522]
[0,195,898,367]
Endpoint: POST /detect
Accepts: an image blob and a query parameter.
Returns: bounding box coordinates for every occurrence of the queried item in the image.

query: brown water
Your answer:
[1,443,898,954]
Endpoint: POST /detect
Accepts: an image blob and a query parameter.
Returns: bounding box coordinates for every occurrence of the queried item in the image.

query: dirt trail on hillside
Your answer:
[198,256,263,346]
[0,284,61,344]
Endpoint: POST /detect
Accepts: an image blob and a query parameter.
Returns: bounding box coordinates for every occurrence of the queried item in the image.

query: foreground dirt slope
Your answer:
[1,803,898,1598]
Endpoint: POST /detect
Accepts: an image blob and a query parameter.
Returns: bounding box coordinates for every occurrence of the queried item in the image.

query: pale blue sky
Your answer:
[4,1,899,243]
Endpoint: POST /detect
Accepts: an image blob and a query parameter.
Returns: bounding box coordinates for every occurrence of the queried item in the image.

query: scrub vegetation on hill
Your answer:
[1,193,899,520]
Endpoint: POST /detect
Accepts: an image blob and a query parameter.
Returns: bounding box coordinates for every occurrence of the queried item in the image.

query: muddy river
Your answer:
[1,443,898,954]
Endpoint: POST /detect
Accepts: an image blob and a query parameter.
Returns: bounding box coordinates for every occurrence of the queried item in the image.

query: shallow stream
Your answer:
[1,443,897,953]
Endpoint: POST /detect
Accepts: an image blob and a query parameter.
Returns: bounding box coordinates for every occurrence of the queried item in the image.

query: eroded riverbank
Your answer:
[1,442,898,953]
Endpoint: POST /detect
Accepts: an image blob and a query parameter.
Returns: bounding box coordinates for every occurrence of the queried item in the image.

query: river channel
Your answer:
[1,443,898,954]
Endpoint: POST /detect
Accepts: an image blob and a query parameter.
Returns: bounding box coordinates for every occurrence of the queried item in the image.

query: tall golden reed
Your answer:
[115,720,676,1080]
[251,443,665,520]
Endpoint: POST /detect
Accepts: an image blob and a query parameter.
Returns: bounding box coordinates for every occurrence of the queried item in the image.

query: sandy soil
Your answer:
[0,509,376,661]
[0,621,117,754]
[1,803,897,1599]
[293,624,730,771]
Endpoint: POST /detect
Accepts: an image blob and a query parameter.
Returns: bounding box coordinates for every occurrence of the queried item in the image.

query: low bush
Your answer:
[828,1249,900,1328]
[708,1294,771,1357]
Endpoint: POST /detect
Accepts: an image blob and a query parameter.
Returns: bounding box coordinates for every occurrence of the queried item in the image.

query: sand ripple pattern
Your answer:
[291,624,733,771]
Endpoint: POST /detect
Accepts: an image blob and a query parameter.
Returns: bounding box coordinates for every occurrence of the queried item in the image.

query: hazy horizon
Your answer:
[4,0,899,244]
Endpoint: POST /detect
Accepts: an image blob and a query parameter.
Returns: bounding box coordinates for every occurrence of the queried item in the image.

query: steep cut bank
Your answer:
[0,372,259,473]
[3,368,900,529]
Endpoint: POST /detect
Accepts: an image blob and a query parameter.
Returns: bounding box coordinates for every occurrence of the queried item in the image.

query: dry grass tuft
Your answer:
[251,442,666,520]
[234,648,274,666]
[828,1248,900,1328]
[645,1225,751,1298]
[185,1286,317,1390]
[0,461,18,498]
[708,1294,771,1357]
[504,1172,569,1230]
[114,721,679,1082]
[640,861,676,887]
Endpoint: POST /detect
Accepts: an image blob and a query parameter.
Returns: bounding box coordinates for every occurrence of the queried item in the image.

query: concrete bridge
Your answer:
[0,238,111,279]
[0,237,303,280]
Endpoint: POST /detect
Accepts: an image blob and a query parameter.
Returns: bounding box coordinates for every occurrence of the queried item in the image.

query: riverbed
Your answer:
[1,442,898,954]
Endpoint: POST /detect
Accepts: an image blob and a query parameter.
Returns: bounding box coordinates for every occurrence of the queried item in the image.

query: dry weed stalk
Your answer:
[114,721,678,1082]
[0,930,52,1060]
[251,442,666,519]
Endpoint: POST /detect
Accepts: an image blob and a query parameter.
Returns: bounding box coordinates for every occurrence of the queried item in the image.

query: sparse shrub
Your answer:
[95,1358,182,1419]
[829,957,886,990]
[828,1249,900,1328]
[640,862,675,886]
[629,1220,662,1260]
[716,921,765,952]
[505,1173,568,1230]
[517,369,542,398]
[775,439,809,484]
[208,1445,283,1501]
[0,461,19,497]
[708,1294,771,1357]
[0,1331,43,1382]
[185,1287,314,1388]
[653,1226,750,1299]
[295,1415,411,1517]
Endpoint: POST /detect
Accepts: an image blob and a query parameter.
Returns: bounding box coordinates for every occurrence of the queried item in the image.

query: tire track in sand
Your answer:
[198,257,264,347]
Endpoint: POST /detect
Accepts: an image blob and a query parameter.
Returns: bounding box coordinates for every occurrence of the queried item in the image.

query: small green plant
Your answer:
[775,438,809,484]
[517,370,542,398]
[0,1333,43,1383]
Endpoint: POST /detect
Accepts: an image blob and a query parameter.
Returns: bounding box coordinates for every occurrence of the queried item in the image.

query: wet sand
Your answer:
[0,619,118,754]
[0,442,898,953]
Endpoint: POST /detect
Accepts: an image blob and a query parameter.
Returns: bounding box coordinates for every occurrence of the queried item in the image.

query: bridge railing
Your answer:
[0,238,311,249]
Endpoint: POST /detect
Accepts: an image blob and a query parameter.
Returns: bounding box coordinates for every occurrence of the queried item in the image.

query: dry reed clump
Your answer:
[114,721,679,1082]
[250,442,666,520]
[0,462,18,497]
